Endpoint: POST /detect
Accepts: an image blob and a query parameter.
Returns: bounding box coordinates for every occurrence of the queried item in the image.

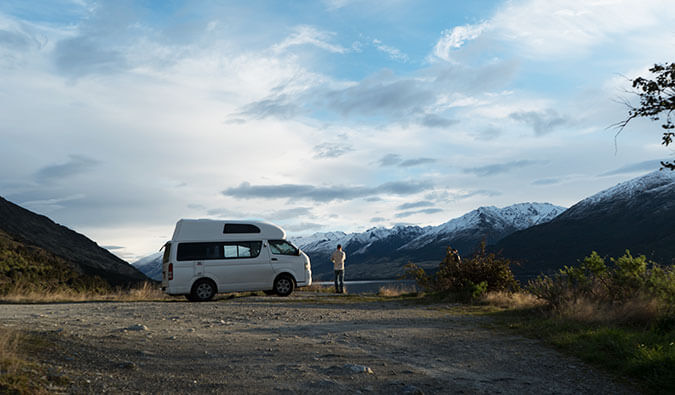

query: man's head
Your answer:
[337,244,342,250]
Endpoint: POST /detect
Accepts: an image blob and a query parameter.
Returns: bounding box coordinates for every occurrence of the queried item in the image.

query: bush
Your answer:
[527,250,675,324]
[405,242,520,301]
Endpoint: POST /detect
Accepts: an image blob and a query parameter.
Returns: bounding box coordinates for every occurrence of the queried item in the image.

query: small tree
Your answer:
[616,62,675,170]
[405,242,520,301]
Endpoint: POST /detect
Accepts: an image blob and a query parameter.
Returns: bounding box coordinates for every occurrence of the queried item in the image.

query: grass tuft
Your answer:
[0,281,170,303]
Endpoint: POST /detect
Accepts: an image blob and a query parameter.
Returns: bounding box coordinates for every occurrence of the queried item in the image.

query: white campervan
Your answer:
[161,219,311,301]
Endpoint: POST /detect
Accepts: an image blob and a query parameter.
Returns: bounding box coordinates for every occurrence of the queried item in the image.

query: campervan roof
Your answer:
[171,219,286,242]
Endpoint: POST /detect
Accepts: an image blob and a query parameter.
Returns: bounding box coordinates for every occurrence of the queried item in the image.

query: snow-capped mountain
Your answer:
[292,202,566,280]
[495,170,675,276]
[131,252,162,281]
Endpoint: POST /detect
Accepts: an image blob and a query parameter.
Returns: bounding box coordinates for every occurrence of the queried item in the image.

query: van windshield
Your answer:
[269,240,298,256]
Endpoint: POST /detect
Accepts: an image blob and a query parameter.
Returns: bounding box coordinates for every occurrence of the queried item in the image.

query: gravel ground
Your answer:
[1,293,634,394]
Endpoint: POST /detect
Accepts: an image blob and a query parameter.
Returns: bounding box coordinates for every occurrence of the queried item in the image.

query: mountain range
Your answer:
[0,196,148,287]
[494,170,675,277]
[291,202,566,280]
[131,170,674,282]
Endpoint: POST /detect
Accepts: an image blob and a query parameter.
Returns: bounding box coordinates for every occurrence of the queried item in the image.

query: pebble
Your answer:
[345,364,374,374]
[125,324,149,331]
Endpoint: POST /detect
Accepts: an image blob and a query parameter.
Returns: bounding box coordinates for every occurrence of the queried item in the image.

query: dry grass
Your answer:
[302,283,336,293]
[377,284,418,297]
[481,291,543,309]
[553,296,669,326]
[0,327,49,394]
[0,281,170,303]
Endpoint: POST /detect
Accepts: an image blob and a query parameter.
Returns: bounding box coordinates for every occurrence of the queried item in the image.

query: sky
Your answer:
[1,0,673,261]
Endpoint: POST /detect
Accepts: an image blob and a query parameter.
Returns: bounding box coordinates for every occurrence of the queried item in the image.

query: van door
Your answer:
[209,241,274,291]
[268,240,305,282]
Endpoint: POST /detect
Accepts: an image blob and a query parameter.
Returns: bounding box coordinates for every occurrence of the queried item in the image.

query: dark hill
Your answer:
[0,196,148,286]
[493,171,675,277]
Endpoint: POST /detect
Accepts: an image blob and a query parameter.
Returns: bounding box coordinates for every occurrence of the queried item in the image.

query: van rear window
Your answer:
[177,241,262,261]
[223,224,261,234]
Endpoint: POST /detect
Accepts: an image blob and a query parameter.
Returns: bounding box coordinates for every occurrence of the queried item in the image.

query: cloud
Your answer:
[235,94,305,120]
[376,154,436,168]
[20,194,86,213]
[34,155,99,182]
[532,177,562,185]
[370,216,386,222]
[397,200,434,210]
[322,71,435,117]
[433,21,489,62]
[488,0,675,58]
[222,180,434,202]
[284,222,324,232]
[509,109,568,136]
[0,28,38,51]
[395,207,443,218]
[372,39,408,62]
[454,189,502,199]
[399,158,436,167]
[419,113,459,128]
[599,159,665,176]
[463,160,547,177]
[377,153,402,166]
[269,207,313,220]
[273,25,348,54]
[53,36,128,77]
[313,142,351,159]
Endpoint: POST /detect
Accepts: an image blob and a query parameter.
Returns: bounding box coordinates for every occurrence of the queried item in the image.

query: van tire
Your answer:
[273,274,295,297]
[190,278,217,302]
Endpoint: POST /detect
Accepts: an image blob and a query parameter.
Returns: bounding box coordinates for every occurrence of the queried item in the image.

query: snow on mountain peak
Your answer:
[576,170,675,208]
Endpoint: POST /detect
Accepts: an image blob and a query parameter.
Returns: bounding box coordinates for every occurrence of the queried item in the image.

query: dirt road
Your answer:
[1,293,632,394]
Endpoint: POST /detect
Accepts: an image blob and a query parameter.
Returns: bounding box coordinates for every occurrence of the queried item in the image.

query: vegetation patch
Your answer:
[405,242,520,302]
[487,307,674,394]
[0,326,53,394]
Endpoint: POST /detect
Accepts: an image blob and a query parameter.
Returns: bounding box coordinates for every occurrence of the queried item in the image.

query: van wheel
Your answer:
[274,274,295,297]
[190,279,216,302]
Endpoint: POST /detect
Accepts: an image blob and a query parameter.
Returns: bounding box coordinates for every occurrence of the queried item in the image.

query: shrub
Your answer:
[527,250,675,323]
[405,242,520,301]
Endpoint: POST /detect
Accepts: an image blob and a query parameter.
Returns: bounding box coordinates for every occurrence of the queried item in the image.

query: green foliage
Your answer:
[495,310,675,394]
[405,242,519,301]
[528,250,675,312]
[617,62,675,170]
[0,230,109,295]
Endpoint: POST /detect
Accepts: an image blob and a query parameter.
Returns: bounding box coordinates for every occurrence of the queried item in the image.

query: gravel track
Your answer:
[0,293,633,394]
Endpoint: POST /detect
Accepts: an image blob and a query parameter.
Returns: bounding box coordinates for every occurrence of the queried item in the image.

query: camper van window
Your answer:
[223,241,262,259]
[177,242,223,261]
[269,240,298,256]
[223,224,261,234]
[177,241,263,261]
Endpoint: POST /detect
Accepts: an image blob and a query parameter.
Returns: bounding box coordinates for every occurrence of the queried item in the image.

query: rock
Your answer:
[125,324,148,331]
[344,364,374,374]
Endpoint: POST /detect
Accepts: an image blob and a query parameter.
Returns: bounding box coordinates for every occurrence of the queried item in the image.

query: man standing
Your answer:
[331,244,346,294]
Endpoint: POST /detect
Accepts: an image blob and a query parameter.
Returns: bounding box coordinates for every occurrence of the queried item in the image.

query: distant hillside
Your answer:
[292,202,566,280]
[493,171,675,277]
[0,196,148,287]
[132,252,162,281]
[0,229,109,293]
